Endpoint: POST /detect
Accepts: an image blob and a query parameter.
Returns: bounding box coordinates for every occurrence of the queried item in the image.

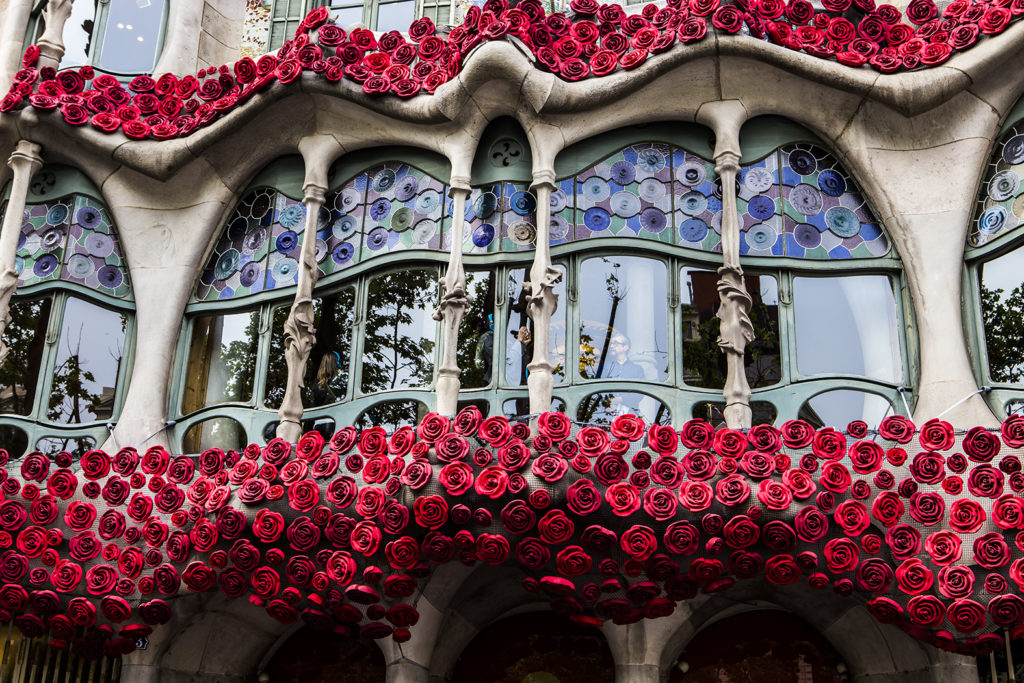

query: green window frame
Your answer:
[964,98,1024,418]
[267,0,452,51]
[25,0,169,76]
[0,167,136,458]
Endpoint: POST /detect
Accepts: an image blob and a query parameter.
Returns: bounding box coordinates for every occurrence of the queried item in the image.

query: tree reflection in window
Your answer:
[505,267,565,386]
[578,392,670,426]
[0,426,27,458]
[183,417,246,455]
[265,288,355,409]
[980,249,1024,382]
[579,256,668,382]
[356,400,427,432]
[680,269,780,389]
[459,271,495,389]
[48,298,127,424]
[182,310,260,412]
[35,435,96,457]
[692,400,777,427]
[0,297,50,415]
[361,270,436,393]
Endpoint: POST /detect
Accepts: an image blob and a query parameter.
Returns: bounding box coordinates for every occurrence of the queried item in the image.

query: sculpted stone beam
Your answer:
[698,101,753,429]
[0,140,42,368]
[526,168,561,419]
[435,177,472,416]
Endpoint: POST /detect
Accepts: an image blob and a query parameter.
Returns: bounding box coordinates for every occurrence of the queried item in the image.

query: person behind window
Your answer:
[601,333,644,379]
[312,351,340,406]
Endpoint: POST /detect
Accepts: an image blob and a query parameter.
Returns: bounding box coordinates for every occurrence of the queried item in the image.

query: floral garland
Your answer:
[1,409,1024,660]
[1,0,1021,141]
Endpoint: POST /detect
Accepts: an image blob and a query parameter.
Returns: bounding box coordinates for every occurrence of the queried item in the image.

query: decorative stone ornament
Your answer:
[0,141,42,367]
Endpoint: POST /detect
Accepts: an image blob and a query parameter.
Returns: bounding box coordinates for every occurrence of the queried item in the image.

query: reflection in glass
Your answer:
[459,271,495,389]
[793,275,901,382]
[183,417,246,454]
[799,390,893,429]
[183,310,260,412]
[265,288,355,409]
[376,0,415,32]
[1007,400,1024,417]
[692,400,777,427]
[579,257,667,381]
[35,435,96,458]
[0,426,28,459]
[505,266,565,386]
[0,297,51,415]
[48,298,127,424]
[361,270,436,393]
[96,0,166,73]
[980,249,1024,382]
[578,392,670,426]
[356,400,427,432]
[329,0,364,26]
[59,0,99,67]
[503,397,565,420]
[457,399,490,417]
[262,417,335,443]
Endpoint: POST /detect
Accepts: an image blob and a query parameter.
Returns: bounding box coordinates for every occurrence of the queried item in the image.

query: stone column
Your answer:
[276,183,326,443]
[434,178,472,416]
[35,0,74,70]
[526,170,561,417]
[715,148,754,429]
[698,100,753,430]
[0,141,42,367]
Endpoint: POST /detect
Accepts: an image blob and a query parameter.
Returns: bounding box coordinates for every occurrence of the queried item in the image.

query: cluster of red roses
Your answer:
[0,409,1023,659]
[1,0,1020,140]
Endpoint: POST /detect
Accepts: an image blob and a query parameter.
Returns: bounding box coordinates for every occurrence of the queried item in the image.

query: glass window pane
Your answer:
[980,249,1024,382]
[356,400,427,432]
[265,291,355,410]
[692,400,777,427]
[182,310,260,412]
[375,0,415,32]
[0,297,51,416]
[579,256,668,382]
[0,426,28,459]
[48,298,127,424]
[502,397,565,420]
[96,0,166,73]
[60,0,99,67]
[35,435,96,458]
[457,399,490,417]
[459,271,495,389]
[505,266,565,386]
[361,270,436,393]
[182,417,246,454]
[747,274,781,388]
[331,6,364,25]
[577,392,670,426]
[799,390,893,429]
[793,275,901,382]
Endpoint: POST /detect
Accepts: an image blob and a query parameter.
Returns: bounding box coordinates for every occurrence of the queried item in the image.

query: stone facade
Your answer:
[0,0,1023,680]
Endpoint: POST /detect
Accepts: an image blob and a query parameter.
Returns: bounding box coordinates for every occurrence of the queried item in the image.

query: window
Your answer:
[0,168,134,457]
[966,107,1024,417]
[260,0,440,52]
[26,0,167,75]
[174,152,450,451]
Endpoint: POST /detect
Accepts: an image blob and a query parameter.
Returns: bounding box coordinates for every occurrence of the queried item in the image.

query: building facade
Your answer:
[0,0,1020,680]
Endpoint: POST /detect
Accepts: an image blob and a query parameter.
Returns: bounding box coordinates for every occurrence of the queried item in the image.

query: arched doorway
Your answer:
[262,627,385,683]
[452,612,614,683]
[672,610,846,682]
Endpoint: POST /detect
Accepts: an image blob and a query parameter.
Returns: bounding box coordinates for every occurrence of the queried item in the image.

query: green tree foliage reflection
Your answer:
[981,282,1024,382]
[360,270,436,429]
[0,298,50,415]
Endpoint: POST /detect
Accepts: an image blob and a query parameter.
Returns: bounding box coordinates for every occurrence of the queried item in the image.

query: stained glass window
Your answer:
[738,143,888,259]
[972,123,1024,247]
[458,182,538,253]
[16,195,131,298]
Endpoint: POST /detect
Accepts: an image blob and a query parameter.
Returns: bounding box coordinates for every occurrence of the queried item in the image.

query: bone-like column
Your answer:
[0,141,42,367]
[697,100,753,429]
[276,183,326,442]
[526,170,562,417]
[434,178,472,416]
[36,0,74,70]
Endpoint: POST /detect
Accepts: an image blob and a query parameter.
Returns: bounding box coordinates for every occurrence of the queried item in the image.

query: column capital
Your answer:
[449,177,471,193]
[8,140,42,176]
[530,169,557,191]
[302,183,326,205]
[714,150,741,177]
